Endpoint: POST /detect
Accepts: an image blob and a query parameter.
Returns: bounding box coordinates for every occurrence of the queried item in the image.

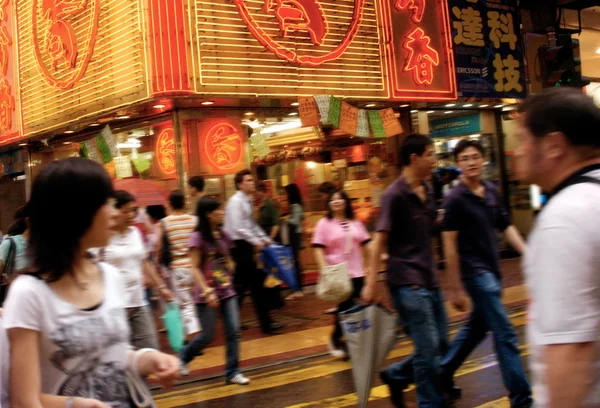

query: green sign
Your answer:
[95,134,113,164]
[368,110,386,138]
[328,97,342,128]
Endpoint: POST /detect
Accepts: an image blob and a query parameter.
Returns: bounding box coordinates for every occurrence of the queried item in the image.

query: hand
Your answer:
[360,283,375,305]
[449,288,469,312]
[255,242,266,251]
[74,398,112,408]
[0,308,3,318]
[137,351,180,388]
[207,293,219,308]
[160,288,175,302]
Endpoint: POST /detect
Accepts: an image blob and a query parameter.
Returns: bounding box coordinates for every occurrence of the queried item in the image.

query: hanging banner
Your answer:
[94,134,113,164]
[449,0,526,98]
[298,96,320,127]
[314,96,331,124]
[114,155,133,179]
[368,110,386,138]
[380,108,403,137]
[339,102,359,135]
[328,97,342,128]
[250,133,271,159]
[131,153,152,174]
[356,110,370,138]
[81,140,101,163]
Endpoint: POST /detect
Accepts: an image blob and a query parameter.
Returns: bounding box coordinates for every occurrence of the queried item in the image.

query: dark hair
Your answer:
[7,203,30,236]
[188,176,205,193]
[146,205,166,222]
[520,88,600,149]
[399,133,433,166]
[453,139,484,160]
[234,169,252,189]
[284,183,303,205]
[114,190,135,209]
[28,158,114,281]
[255,180,267,193]
[195,197,222,244]
[326,190,355,220]
[318,181,336,196]
[168,190,186,210]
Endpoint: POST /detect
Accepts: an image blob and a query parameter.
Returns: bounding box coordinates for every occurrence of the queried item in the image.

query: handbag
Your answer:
[316,224,353,303]
[127,350,157,408]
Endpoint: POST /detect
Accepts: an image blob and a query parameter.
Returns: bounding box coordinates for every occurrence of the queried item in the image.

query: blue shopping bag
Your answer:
[161,302,185,353]
[260,244,299,292]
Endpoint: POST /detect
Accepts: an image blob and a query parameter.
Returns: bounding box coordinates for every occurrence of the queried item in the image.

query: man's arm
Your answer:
[504,225,527,255]
[361,231,386,303]
[545,342,595,408]
[442,231,468,312]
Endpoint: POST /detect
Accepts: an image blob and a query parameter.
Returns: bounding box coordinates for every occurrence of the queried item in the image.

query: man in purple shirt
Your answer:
[363,133,448,408]
[440,140,532,408]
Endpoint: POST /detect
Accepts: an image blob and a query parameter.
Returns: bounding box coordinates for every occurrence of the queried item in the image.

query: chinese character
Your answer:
[0,78,14,131]
[488,11,517,50]
[264,0,327,46]
[0,26,11,76]
[394,0,425,23]
[42,0,88,69]
[493,53,522,92]
[0,0,8,22]
[452,6,485,47]
[211,126,240,165]
[403,27,440,86]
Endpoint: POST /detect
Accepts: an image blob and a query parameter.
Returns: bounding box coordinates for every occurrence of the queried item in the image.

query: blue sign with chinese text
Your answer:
[429,114,481,138]
[448,0,526,99]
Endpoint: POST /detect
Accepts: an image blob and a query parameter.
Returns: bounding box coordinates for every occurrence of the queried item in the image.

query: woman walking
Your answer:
[3,157,178,406]
[179,198,250,385]
[312,190,371,358]
[284,183,304,300]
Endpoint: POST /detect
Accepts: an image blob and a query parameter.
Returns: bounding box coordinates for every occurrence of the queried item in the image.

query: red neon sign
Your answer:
[0,78,14,131]
[156,127,176,175]
[32,0,100,89]
[234,0,366,66]
[403,27,439,85]
[204,123,244,171]
[394,0,424,23]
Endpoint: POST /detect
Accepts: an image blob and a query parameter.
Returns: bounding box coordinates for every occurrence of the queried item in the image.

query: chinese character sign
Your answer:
[449,0,525,98]
[197,118,247,176]
[0,0,18,145]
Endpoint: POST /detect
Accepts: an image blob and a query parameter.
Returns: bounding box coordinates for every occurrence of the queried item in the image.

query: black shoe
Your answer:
[379,370,406,408]
[441,375,462,400]
[263,322,286,334]
[240,325,249,331]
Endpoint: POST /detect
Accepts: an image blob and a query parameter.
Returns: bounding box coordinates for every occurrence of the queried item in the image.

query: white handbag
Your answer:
[316,223,353,303]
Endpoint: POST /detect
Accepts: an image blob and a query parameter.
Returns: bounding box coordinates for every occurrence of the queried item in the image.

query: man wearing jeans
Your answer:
[363,133,448,408]
[440,140,532,408]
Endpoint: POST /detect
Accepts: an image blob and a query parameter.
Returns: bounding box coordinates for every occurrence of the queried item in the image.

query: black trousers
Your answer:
[332,277,364,347]
[232,240,272,332]
[288,232,303,291]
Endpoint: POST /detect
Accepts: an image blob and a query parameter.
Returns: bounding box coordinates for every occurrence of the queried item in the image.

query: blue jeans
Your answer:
[384,286,449,408]
[441,272,532,406]
[180,296,241,381]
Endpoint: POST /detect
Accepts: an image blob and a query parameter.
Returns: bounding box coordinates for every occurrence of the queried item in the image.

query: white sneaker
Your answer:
[180,362,190,376]
[227,373,250,385]
[327,342,347,359]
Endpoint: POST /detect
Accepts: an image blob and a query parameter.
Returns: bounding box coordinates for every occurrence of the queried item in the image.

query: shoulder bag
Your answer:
[316,223,353,303]
[0,238,16,307]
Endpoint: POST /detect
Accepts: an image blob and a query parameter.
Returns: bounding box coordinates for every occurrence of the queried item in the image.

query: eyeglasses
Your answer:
[457,155,483,163]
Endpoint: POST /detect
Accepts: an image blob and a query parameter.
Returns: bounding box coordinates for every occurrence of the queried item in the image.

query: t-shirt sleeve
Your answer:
[2,275,43,332]
[375,191,395,232]
[354,221,371,245]
[0,239,10,264]
[442,195,462,231]
[532,217,600,345]
[311,218,328,247]
[189,231,201,249]
[496,200,512,232]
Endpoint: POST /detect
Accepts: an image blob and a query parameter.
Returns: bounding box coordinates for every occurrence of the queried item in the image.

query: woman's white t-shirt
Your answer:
[2,264,131,405]
[101,226,148,308]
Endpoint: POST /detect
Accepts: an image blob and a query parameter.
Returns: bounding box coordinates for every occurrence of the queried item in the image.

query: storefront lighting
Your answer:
[400,104,410,107]
[63,142,72,145]
[289,112,298,116]
[410,110,418,113]
[494,104,504,108]
[117,115,130,120]
[306,161,317,169]
[427,111,435,114]
[291,102,299,106]
[153,104,166,109]
[244,112,254,116]
[117,138,141,149]
[366,103,377,107]
[90,123,101,127]
[445,103,455,107]
[596,47,600,55]
[64,130,75,134]
[18,143,27,146]
[480,104,489,108]
[261,120,302,135]
[444,111,453,114]
[201,101,214,105]
[463,104,473,108]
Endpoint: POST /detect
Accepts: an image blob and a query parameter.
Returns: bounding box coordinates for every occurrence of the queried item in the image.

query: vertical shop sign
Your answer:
[298,96,320,127]
[0,0,18,146]
[114,156,133,179]
[356,110,370,138]
[328,97,342,128]
[368,110,386,138]
[314,95,331,124]
[155,127,176,176]
[380,108,403,137]
[449,0,526,98]
[249,133,271,159]
[339,102,359,135]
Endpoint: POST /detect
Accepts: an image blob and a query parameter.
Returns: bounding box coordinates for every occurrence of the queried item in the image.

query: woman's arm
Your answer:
[313,247,327,270]
[189,248,218,308]
[142,260,173,301]
[288,204,303,226]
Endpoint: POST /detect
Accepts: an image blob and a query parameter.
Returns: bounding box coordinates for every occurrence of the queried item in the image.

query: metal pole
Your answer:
[172,109,185,191]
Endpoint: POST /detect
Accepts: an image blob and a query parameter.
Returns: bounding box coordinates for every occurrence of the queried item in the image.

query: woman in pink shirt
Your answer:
[312,190,371,358]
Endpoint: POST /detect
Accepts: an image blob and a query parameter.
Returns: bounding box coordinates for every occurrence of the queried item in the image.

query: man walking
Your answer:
[362,133,448,408]
[440,139,532,407]
[516,88,600,408]
[224,170,283,334]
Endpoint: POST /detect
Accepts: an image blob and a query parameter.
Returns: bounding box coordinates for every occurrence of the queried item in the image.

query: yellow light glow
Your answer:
[306,161,317,169]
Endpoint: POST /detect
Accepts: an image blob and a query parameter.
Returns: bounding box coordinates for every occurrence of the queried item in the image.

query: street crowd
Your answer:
[0,87,598,408]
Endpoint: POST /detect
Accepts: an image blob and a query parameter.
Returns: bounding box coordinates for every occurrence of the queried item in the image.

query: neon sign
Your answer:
[233,0,366,66]
[403,27,439,85]
[394,0,424,23]
[204,123,243,171]
[32,0,100,89]
[156,128,176,175]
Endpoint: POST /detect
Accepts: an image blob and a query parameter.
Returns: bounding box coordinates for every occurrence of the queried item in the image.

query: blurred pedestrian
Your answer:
[255,181,280,242]
[516,88,600,408]
[363,134,448,408]
[317,182,339,315]
[312,190,371,359]
[284,183,305,300]
[440,139,532,407]
[0,204,30,307]
[3,157,179,407]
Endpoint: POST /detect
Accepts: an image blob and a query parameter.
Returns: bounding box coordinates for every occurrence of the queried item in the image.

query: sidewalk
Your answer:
[158,258,527,380]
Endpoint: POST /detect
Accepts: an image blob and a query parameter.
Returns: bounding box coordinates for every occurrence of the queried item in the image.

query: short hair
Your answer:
[114,190,136,209]
[453,139,484,160]
[285,183,303,205]
[234,169,252,189]
[318,181,336,196]
[255,181,267,193]
[399,133,433,166]
[520,88,600,149]
[188,176,205,192]
[168,190,186,210]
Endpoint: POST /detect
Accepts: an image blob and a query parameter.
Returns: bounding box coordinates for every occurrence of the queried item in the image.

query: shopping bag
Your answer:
[340,304,397,408]
[161,302,184,353]
[316,262,353,303]
[260,245,299,292]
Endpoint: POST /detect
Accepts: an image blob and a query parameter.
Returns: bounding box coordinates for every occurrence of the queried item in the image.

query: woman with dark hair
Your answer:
[283,183,304,300]
[179,198,249,384]
[0,204,30,294]
[3,157,179,407]
[311,190,371,359]
[99,190,173,350]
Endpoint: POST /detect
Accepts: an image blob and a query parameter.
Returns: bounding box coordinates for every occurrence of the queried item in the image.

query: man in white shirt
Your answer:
[515,87,600,408]
[225,170,283,334]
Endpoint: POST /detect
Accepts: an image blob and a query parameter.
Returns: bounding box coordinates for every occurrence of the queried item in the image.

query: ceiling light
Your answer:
[289,112,298,116]
[18,143,27,146]
[153,104,166,109]
[116,115,130,120]
[480,104,489,108]
[291,102,299,106]
[90,123,101,127]
[244,112,254,116]
[63,142,72,145]
[366,103,377,108]
[463,104,473,108]
[306,161,317,169]
[261,120,302,135]
[64,130,75,134]
[445,103,456,107]
[596,47,600,55]
[427,110,435,114]
[411,110,418,113]
[444,111,454,114]
[201,101,214,105]
[494,104,504,108]
[400,104,409,107]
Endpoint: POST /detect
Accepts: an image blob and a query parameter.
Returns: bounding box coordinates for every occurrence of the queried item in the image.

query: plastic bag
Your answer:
[161,302,184,353]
